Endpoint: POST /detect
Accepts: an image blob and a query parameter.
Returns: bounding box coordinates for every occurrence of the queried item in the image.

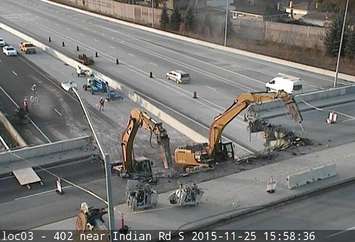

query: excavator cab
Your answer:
[215,142,234,161]
[131,157,154,181]
[174,91,302,168]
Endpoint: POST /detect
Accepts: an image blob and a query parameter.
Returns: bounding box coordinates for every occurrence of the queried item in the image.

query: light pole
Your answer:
[71,87,115,240]
[333,0,349,88]
[224,0,230,46]
[152,0,154,28]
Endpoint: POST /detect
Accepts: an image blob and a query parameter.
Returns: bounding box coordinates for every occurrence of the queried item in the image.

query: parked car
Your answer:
[0,38,6,47]
[166,70,190,84]
[3,46,17,56]
[265,73,303,94]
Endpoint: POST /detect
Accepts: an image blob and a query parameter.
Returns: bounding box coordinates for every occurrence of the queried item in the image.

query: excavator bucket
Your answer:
[284,97,303,124]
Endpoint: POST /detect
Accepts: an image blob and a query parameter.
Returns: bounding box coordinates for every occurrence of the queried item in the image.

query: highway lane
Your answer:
[209,182,355,241]
[0,49,88,144]
[0,0,351,153]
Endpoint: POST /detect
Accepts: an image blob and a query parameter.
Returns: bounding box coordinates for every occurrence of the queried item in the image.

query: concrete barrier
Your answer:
[0,111,27,148]
[0,22,207,144]
[0,136,94,174]
[248,85,355,117]
[287,163,336,189]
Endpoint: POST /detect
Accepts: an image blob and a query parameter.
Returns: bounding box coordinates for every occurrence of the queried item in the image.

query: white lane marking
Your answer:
[206,86,217,92]
[95,24,263,89]
[34,25,244,121]
[0,135,10,150]
[28,119,52,143]
[109,46,115,49]
[0,86,19,108]
[35,25,252,152]
[300,99,355,120]
[0,86,52,143]
[38,24,229,112]
[11,70,18,76]
[327,227,355,238]
[149,62,158,66]
[14,186,72,201]
[39,0,355,85]
[128,53,134,57]
[53,108,63,117]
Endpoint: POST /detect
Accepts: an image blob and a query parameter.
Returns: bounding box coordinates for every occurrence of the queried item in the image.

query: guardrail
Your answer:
[248,85,355,118]
[0,136,94,174]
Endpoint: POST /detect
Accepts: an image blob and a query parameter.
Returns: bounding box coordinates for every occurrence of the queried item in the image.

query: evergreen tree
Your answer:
[185,8,194,32]
[345,30,355,58]
[170,8,181,31]
[160,4,169,30]
[325,14,348,56]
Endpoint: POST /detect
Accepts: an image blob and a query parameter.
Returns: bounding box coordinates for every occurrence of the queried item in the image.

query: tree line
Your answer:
[325,13,355,58]
[160,5,194,32]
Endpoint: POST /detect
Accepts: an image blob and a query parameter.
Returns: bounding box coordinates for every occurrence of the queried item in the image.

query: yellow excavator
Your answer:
[114,108,173,180]
[175,91,303,167]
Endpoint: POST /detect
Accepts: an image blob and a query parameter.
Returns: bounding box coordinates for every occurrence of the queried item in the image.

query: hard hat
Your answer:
[80,202,89,213]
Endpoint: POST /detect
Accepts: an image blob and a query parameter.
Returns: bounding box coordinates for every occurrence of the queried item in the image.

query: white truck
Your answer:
[166,70,190,84]
[266,73,303,94]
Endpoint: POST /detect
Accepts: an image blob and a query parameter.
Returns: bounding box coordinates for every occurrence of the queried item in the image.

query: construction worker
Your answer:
[30,83,39,103]
[31,83,37,96]
[23,97,29,113]
[98,97,105,111]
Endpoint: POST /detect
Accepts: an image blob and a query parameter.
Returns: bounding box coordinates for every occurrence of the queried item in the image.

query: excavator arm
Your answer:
[121,108,172,175]
[207,91,302,157]
[175,91,302,168]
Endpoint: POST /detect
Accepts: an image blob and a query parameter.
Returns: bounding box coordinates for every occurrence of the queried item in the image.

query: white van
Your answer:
[265,73,303,94]
[166,70,190,84]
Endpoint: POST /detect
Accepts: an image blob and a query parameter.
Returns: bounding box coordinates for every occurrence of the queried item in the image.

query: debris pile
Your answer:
[247,119,311,152]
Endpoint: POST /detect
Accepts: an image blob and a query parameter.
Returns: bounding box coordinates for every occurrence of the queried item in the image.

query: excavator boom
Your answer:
[175,91,302,167]
[208,91,302,156]
[120,108,173,177]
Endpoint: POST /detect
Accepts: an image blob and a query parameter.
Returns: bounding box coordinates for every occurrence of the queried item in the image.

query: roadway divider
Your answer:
[0,22,207,144]
[287,163,336,189]
[247,85,355,119]
[42,0,355,82]
[0,136,94,174]
[0,111,27,148]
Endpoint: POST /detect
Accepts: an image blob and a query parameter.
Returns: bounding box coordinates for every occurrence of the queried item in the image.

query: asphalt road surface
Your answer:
[0,51,88,145]
[209,182,355,242]
[0,0,351,153]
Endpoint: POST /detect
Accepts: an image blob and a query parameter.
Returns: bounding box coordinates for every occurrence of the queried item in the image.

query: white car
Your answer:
[3,46,17,56]
[0,38,6,47]
[166,70,190,84]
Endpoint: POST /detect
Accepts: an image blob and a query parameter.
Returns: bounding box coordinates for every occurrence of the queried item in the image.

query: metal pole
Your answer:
[104,153,115,240]
[72,88,115,239]
[333,0,349,88]
[224,0,229,46]
[152,0,154,28]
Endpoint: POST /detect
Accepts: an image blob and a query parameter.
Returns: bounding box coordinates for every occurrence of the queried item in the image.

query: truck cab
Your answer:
[19,42,36,54]
[166,70,190,84]
[266,73,303,94]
